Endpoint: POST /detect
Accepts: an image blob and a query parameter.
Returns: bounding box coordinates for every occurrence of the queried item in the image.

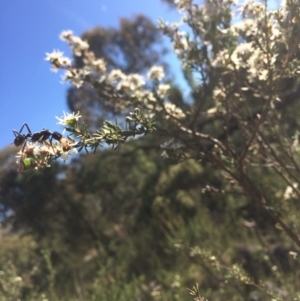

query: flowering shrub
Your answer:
[11,0,300,298]
[20,0,300,240]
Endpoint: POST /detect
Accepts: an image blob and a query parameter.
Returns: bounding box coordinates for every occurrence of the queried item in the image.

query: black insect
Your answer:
[13,123,32,148]
[13,123,71,152]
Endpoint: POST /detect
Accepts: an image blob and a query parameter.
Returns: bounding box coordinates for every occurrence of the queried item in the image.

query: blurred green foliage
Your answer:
[1,134,300,300]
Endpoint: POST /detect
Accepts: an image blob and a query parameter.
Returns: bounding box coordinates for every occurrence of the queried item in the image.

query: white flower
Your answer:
[289,251,298,259]
[133,90,157,105]
[206,107,217,115]
[45,50,72,72]
[117,74,145,90]
[45,49,65,62]
[108,69,125,82]
[213,87,226,101]
[92,58,107,73]
[60,146,78,161]
[71,36,89,56]
[233,19,256,37]
[211,49,230,68]
[62,69,89,88]
[143,91,157,102]
[284,183,298,200]
[147,66,165,81]
[157,84,170,98]
[230,42,253,69]
[59,30,73,41]
[56,111,81,126]
[127,74,145,89]
[13,276,22,283]
[165,103,185,119]
[258,69,269,81]
[174,0,192,11]
[72,36,89,49]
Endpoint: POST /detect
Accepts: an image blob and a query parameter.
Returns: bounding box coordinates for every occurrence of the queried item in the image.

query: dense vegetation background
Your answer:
[1,0,300,300]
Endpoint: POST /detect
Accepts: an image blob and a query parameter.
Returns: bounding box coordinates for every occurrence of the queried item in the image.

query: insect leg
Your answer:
[18,123,32,135]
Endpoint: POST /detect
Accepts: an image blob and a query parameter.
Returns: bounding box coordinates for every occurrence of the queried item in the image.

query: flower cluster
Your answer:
[42,0,300,181]
[164,103,185,120]
[59,30,89,56]
[16,139,77,173]
[15,108,156,172]
[56,111,81,127]
[147,66,165,81]
[15,113,81,172]
[43,29,182,163]
[45,50,72,73]
[45,30,176,119]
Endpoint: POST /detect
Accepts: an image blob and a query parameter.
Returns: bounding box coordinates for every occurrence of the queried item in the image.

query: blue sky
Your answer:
[0,0,181,150]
